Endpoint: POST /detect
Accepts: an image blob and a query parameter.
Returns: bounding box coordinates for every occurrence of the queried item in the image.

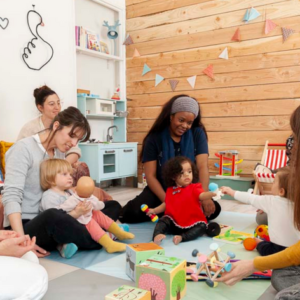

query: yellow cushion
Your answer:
[0,141,14,178]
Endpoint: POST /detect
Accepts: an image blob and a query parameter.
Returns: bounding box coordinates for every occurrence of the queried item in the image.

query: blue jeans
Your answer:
[272,266,300,300]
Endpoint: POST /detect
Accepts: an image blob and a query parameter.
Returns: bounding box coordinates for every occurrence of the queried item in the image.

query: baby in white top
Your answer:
[221,167,300,256]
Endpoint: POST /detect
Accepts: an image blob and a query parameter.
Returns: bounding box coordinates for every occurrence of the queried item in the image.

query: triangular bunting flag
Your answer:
[187,76,197,89]
[248,7,261,22]
[133,48,140,57]
[155,74,164,87]
[265,19,277,35]
[219,47,228,60]
[203,65,214,79]
[169,80,179,91]
[231,28,241,41]
[243,9,250,22]
[282,27,295,43]
[123,34,133,45]
[142,64,151,76]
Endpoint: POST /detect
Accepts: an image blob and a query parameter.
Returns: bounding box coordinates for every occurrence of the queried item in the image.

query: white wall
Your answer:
[0,0,77,141]
[0,0,125,142]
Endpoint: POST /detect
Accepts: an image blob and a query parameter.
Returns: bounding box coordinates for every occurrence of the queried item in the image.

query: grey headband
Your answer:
[170,97,199,117]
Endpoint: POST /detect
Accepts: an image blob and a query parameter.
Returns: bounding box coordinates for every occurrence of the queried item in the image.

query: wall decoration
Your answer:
[282,27,295,43]
[187,75,196,89]
[169,79,179,91]
[0,17,9,30]
[243,9,250,22]
[155,74,164,86]
[103,20,121,56]
[142,64,151,76]
[247,7,261,22]
[133,48,140,57]
[203,65,214,79]
[265,19,277,35]
[123,34,133,45]
[219,47,228,60]
[231,28,241,41]
[22,5,54,71]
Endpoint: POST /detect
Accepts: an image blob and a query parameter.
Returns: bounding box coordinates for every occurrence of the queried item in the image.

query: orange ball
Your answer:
[243,238,257,251]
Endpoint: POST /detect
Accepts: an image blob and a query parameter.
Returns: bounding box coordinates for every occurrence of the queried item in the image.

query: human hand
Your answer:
[202,199,215,217]
[256,209,265,215]
[0,230,19,241]
[215,260,257,286]
[220,186,235,197]
[0,235,36,257]
[32,243,50,258]
[200,192,217,202]
[146,208,156,216]
[75,200,93,216]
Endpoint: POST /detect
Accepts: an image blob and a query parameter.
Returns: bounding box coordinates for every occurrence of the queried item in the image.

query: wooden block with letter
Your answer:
[105,285,150,300]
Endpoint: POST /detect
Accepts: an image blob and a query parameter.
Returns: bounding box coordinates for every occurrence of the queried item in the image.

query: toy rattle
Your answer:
[141,204,158,222]
[208,183,224,201]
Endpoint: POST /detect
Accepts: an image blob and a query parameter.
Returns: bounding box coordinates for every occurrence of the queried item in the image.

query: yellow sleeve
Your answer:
[254,240,300,271]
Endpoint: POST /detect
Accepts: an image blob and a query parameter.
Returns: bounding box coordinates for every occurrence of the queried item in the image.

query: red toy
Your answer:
[141,204,158,222]
[254,225,270,242]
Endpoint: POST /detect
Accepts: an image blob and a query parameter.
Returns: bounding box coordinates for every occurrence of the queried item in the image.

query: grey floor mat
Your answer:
[43,269,133,300]
[257,285,277,300]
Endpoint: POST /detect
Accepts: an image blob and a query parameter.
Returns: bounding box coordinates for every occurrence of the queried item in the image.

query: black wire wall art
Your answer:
[22,5,54,71]
[0,17,9,30]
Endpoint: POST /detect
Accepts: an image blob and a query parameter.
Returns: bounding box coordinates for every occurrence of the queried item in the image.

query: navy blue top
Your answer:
[142,127,208,189]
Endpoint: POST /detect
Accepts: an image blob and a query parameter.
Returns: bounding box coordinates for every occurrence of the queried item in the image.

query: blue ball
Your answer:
[209,182,218,192]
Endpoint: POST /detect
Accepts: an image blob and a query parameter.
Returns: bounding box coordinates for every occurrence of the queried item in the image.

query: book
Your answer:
[86,30,101,52]
[213,228,254,244]
[100,41,109,54]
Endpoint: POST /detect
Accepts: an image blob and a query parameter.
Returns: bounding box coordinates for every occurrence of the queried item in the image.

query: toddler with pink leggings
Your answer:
[40,159,134,257]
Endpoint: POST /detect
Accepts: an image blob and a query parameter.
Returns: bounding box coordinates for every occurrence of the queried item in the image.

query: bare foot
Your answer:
[173,235,182,245]
[154,234,166,245]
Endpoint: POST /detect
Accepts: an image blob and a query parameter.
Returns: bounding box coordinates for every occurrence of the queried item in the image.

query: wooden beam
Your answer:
[127,2,299,44]
[127,0,212,19]
[127,66,300,95]
[126,0,287,31]
[127,82,300,107]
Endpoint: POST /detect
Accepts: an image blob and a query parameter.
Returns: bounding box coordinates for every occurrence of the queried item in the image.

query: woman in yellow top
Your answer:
[216,105,300,299]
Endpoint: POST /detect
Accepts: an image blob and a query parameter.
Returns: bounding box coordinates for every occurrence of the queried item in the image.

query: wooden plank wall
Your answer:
[125,0,300,181]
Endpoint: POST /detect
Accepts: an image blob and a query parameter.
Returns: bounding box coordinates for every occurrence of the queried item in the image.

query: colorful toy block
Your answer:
[105,285,150,300]
[136,255,186,300]
[126,243,164,281]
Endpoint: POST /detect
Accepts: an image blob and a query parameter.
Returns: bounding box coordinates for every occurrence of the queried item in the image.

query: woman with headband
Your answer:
[119,95,221,223]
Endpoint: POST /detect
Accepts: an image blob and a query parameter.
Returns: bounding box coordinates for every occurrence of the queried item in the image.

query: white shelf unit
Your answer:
[75,0,126,142]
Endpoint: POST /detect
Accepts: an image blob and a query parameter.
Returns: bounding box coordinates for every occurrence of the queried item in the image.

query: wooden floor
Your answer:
[105,186,257,215]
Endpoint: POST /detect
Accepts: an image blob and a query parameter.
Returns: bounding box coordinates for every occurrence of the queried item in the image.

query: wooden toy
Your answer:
[190,243,236,287]
[126,243,164,281]
[213,228,254,244]
[243,238,257,251]
[136,255,186,300]
[215,151,243,178]
[140,204,158,222]
[105,285,151,300]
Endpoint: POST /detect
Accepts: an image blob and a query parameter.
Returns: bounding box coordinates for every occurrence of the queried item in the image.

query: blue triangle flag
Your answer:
[243,9,250,22]
[142,64,151,76]
[155,74,164,87]
[248,7,260,21]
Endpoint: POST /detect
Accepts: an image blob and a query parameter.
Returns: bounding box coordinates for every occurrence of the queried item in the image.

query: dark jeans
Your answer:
[153,216,207,242]
[7,200,121,251]
[119,186,222,224]
[256,241,286,256]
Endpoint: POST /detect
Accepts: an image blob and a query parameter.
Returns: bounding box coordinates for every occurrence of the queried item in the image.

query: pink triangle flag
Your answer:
[265,19,277,35]
[203,65,214,79]
[282,27,295,43]
[169,80,179,91]
[123,34,133,45]
[187,76,197,89]
[231,28,241,41]
[133,48,140,57]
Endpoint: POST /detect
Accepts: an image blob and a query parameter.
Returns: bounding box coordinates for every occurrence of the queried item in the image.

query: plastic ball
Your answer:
[243,238,257,251]
[209,182,218,192]
[140,204,148,212]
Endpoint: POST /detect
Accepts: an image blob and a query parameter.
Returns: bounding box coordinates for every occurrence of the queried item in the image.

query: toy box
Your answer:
[105,285,151,300]
[136,255,186,300]
[126,243,164,281]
